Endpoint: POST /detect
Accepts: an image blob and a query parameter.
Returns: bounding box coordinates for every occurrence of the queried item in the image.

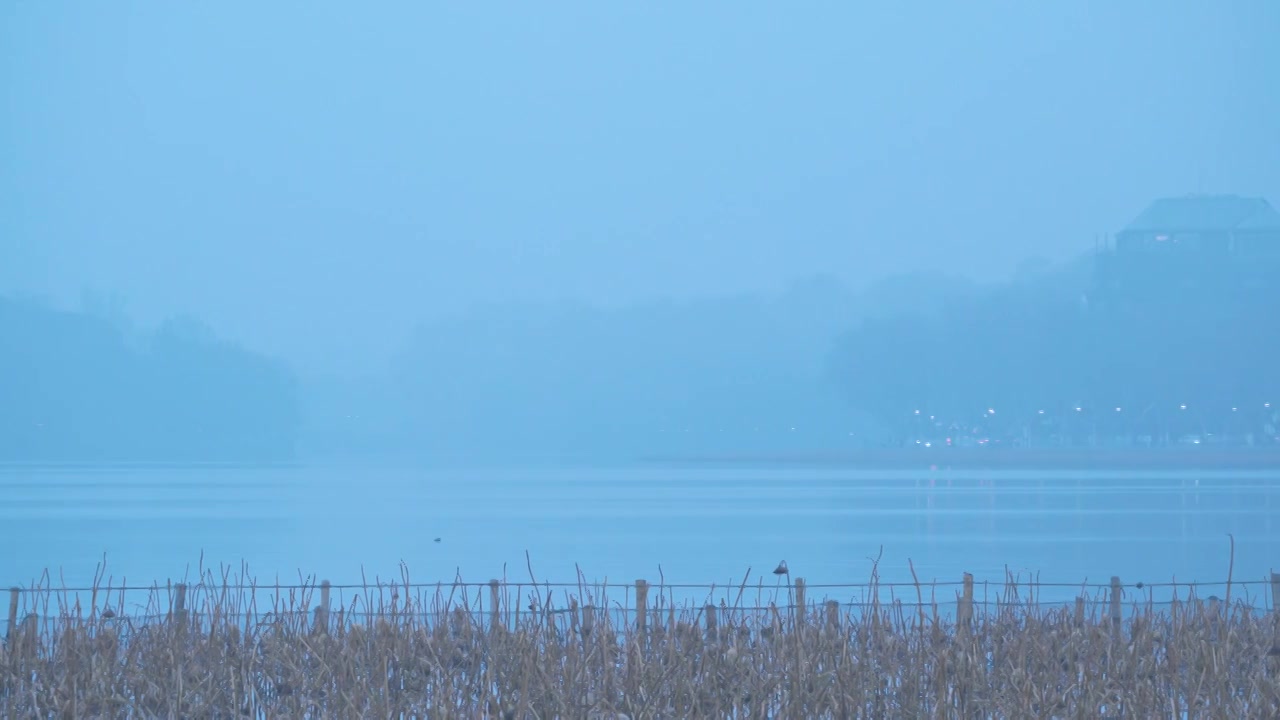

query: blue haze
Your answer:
[3,2,1277,374]
[2,3,1280,592]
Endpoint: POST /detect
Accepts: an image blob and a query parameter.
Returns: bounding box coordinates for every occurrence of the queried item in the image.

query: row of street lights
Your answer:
[912,402,1273,417]
[901,398,1280,445]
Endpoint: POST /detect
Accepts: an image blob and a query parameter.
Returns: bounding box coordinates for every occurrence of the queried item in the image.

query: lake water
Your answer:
[2,463,1278,621]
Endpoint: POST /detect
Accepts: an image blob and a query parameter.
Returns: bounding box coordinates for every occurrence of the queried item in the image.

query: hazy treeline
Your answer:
[16,250,1272,464]
[0,295,299,462]
[301,273,980,463]
[306,280,852,463]
[832,256,1280,436]
[4,273,970,465]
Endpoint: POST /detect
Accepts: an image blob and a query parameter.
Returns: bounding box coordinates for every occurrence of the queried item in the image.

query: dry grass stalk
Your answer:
[3,561,1280,718]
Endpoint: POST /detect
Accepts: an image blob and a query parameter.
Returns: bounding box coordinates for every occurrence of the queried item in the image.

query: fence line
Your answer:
[4,598,1274,623]
[7,568,1280,644]
[5,576,1276,594]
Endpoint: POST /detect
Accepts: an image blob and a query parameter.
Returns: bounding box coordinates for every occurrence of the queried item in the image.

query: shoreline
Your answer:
[645,446,1280,470]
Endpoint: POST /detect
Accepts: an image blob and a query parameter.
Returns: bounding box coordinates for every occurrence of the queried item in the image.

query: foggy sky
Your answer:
[3,1,1277,374]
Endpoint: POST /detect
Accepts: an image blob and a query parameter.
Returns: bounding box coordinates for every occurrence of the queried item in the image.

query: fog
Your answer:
[3,2,1279,465]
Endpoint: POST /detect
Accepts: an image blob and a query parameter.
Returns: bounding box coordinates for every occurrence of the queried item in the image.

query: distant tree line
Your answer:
[830,256,1280,444]
[0,296,300,462]
[305,281,876,464]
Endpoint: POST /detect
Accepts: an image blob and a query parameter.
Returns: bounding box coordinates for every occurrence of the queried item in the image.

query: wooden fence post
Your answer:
[6,588,17,642]
[704,603,718,637]
[959,573,974,629]
[635,579,649,634]
[173,583,188,626]
[1109,577,1122,627]
[489,580,501,631]
[1271,571,1280,613]
[581,604,595,637]
[314,580,331,634]
[1075,596,1086,625]
[824,600,840,633]
[795,578,806,625]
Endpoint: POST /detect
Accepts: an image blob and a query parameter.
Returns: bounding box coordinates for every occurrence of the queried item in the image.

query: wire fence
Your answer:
[6,566,1280,643]
[9,575,1278,593]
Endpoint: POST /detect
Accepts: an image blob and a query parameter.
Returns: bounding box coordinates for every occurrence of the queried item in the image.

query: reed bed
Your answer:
[4,560,1280,718]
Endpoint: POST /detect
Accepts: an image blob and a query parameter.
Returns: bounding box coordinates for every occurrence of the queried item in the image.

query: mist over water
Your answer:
[3,3,1280,602]
[3,465,1276,610]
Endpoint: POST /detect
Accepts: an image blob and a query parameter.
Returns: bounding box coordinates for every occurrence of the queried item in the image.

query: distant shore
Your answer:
[646,446,1280,470]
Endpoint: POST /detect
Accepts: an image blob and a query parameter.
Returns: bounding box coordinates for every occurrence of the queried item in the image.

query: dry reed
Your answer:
[3,558,1280,718]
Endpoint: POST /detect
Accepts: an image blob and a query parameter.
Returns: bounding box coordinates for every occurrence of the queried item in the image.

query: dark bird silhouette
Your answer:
[773,561,789,576]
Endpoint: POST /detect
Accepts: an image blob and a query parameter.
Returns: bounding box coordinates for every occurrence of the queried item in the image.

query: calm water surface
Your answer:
[2,464,1277,609]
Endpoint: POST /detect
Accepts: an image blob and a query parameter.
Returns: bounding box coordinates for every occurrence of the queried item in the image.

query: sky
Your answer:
[3,1,1278,374]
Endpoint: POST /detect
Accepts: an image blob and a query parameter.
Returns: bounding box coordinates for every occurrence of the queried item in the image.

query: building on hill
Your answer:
[1115,194,1280,255]
[1070,194,1280,446]
[1091,194,1280,308]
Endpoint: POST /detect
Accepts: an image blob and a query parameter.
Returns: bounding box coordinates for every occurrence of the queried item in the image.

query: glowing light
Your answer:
[1179,404,1187,410]
[1115,407,1122,412]
[987,408,996,415]
[1037,409,1045,414]
[1074,407,1082,412]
